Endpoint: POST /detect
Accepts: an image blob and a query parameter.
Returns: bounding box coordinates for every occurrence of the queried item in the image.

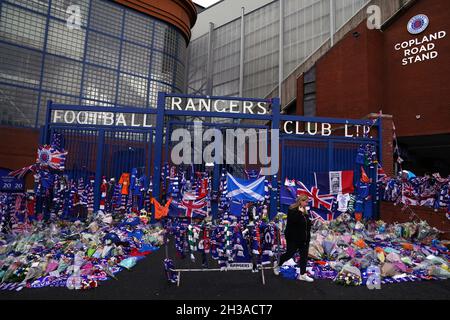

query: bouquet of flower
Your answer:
[334,271,362,286]
[333,265,362,286]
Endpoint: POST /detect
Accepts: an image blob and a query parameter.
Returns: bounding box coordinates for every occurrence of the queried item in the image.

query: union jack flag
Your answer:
[377,163,387,182]
[8,164,37,179]
[296,181,335,210]
[310,208,337,222]
[178,197,208,219]
[401,183,418,206]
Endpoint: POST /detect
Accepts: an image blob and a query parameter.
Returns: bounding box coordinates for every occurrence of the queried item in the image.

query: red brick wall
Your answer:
[381,202,450,240]
[296,74,304,115]
[0,126,39,189]
[315,22,383,118]
[383,0,450,137]
[314,0,449,137]
[302,0,449,230]
[367,115,395,176]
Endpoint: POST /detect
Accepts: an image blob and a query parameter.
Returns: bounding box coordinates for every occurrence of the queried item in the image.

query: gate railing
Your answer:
[42,92,381,219]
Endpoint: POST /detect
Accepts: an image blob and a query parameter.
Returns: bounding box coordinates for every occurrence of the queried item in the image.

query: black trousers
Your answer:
[279,240,310,275]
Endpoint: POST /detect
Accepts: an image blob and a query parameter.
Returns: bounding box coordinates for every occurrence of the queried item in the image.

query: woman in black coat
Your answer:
[274,194,314,282]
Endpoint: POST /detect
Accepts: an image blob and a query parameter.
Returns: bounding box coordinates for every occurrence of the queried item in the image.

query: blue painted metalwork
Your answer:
[146,19,157,109]
[78,0,93,106]
[44,92,382,219]
[94,129,105,210]
[34,0,52,128]
[0,0,187,128]
[152,92,167,215]
[378,116,383,166]
[270,97,280,220]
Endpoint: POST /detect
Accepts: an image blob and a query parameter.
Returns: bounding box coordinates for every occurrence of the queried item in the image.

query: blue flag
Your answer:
[280,185,297,205]
[229,199,244,216]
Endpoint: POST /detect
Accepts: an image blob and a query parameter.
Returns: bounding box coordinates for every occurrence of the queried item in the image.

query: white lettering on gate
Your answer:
[131,114,140,127]
[103,112,114,126]
[76,111,88,125]
[321,123,332,136]
[115,113,126,126]
[53,110,63,123]
[64,111,75,124]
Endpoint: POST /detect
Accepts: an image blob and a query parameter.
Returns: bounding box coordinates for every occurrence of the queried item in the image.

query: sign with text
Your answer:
[0,169,25,192]
[282,121,372,138]
[51,110,156,127]
[167,97,270,115]
[394,15,446,66]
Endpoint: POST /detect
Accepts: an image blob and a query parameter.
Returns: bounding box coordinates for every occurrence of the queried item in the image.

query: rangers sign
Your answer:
[407,14,429,35]
[394,15,446,66]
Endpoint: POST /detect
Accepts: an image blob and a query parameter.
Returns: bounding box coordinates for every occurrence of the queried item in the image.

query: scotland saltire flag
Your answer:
[226,173,265,202]
[314,170,354,195]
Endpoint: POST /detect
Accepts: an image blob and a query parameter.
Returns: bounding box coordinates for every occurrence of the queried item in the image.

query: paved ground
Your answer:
[1,243,449,300]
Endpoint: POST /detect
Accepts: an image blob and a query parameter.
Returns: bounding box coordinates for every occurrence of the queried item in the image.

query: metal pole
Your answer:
[270,98,280,220]
[278,0,284,102]
[206,22,215,96]
[153,92,166,207]
[239,7,245,98]
[43,100,53,144]
[261,264,266,285]
[377,116,383,220]
[330,0,335,46]
[328,140,334,172]
[94,129,105,212]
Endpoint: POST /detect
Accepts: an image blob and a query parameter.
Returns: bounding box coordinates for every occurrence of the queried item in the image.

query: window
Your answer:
[117,73,148,107]
[303,66,316,117]
[0,84,39,127]
[0,4,46,49]
[42,55,82,95]
[47,20,85,60]
[7,0,49,14]
[82,65,117,103]
[124,10,153,46]
[0,42,42,88]
[121,42,150,77]
[86,31,120,69]
[89,0,123,36]
[50,0,89,27]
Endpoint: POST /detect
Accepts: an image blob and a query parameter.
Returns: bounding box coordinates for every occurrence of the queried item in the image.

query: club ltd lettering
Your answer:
[283,121,370,137]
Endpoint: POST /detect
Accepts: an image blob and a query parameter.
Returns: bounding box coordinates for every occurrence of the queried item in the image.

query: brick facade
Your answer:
[0,126,39,189]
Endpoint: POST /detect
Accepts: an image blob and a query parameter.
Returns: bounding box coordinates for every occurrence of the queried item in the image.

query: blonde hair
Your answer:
[289,194,309,210]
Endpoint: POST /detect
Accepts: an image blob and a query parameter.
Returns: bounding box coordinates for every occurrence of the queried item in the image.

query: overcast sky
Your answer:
[193,0,221,8]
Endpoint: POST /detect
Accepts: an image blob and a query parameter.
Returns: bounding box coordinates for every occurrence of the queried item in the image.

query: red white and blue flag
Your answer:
[296,180,335,210]
[170,195,208,219]
[314,170,354,195]
[310,208,341,222]
[377,163,387,182]
[8,164,37,179]
[36,145,67,170]
[179,197,208,219]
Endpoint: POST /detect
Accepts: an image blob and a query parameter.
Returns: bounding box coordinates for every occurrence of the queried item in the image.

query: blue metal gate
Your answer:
[42,93,381,219]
